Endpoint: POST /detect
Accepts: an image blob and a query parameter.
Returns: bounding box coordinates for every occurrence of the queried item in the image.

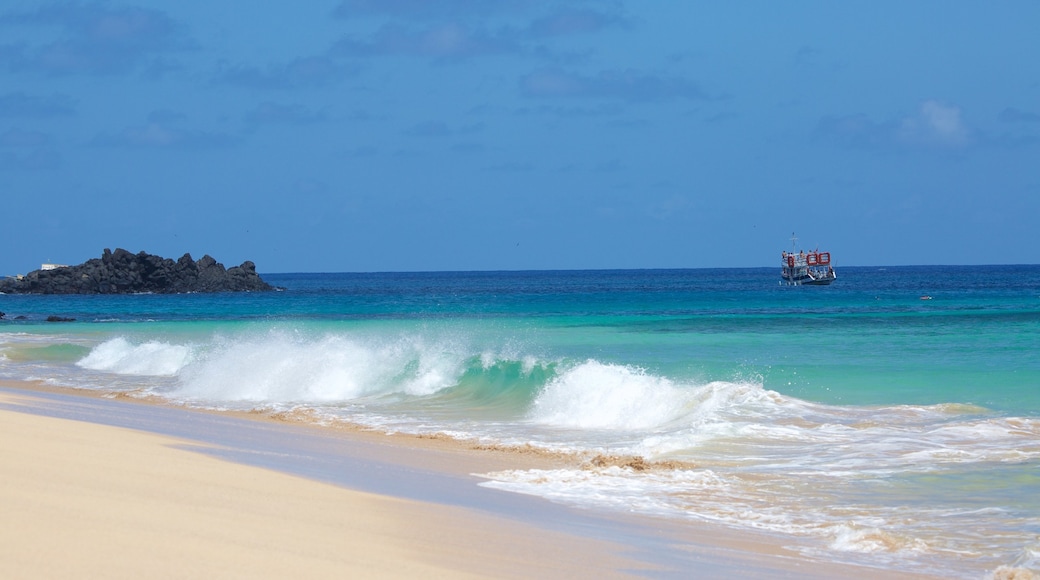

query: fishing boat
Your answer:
[781,234,836,286]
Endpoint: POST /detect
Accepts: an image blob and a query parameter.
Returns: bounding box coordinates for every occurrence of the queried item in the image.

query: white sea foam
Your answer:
[519,358,1040,476]
[76,337,192,376]
[828,525,929,554]
[170,330,470,403]
[472,357,1040,578]
[67,331,476,404]
[529,360,695,430]
[479,465,974,573]
[479,467,735,517]
[71,335,1040,470]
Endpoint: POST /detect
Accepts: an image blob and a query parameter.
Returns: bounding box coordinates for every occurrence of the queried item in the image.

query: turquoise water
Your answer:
[2,266,1039,576]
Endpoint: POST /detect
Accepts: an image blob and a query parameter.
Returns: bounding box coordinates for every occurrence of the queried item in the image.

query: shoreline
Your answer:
[0,380,944,578]
[0,384,652,579]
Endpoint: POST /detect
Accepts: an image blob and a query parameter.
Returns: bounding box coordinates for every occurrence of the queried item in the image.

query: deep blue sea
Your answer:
[3,265,1039,577]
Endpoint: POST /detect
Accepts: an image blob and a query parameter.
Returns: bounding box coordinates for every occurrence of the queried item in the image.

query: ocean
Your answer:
[2,265,1039,577]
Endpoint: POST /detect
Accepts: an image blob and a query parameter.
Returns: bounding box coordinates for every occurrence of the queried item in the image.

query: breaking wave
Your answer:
[71,334,1040,465]
[76,337,191,377]
[26,325,1040,578]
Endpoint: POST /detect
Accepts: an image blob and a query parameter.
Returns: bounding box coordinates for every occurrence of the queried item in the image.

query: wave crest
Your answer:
[76,337,191,376]
[173,331,468,402]
[529,361,699,430]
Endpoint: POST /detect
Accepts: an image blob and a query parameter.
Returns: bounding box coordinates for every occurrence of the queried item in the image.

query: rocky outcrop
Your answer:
[0,249,276,294]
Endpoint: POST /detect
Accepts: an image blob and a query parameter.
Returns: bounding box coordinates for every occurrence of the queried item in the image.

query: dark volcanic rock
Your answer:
[0,249,276,295]
[45,316,76,322]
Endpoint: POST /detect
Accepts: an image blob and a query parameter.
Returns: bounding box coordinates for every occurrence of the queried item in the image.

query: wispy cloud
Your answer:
[814,113,894,149]
[524,8,630,38]
[999,107,1040,124]
[484,161,534,172]
[214,56,356,89]
[345,145,377,158]
[0,127,60,170]
[331,2,629,61]
[0,2,190,75]
[513,103,624,118]
[816,100,973,150]
[332,0,544,21]
[988,107,1040,149]
[0,127,50,147]
[645,194,695,220]
[92,113,236,149]
[404,120,453,137]
[403,120,482,137]
[896,100,969,147]
[333,23,518,60]
[519,68,707,102]
[0,91,76,117]
[245,102,327,126]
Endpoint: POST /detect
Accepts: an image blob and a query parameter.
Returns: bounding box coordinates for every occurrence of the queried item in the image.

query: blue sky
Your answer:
[1,1,1038,274]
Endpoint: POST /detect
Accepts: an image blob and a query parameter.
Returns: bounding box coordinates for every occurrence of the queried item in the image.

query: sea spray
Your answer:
[170,329,474,402]
[529,361,694,430]
[76,337,192,376]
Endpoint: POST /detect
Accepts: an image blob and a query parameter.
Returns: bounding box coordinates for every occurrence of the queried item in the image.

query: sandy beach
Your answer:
[0,386,650,579]
[0,381,952,579]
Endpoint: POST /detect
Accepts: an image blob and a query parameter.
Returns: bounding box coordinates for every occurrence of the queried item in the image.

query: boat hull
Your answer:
[780,270,836,286]
[799,277,835,286]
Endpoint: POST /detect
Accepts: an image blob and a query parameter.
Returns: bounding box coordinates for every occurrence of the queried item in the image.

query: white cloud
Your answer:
[818,100,974,150]
[897,100,969,147]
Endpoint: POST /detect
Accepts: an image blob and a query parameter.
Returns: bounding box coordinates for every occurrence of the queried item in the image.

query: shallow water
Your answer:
[3,265,1039,577]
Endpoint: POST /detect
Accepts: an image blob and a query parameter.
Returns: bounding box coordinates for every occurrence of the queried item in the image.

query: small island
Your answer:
[0,248,276,294]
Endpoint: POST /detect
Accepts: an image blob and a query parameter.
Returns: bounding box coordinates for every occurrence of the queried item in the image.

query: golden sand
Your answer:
[0,391,644,579]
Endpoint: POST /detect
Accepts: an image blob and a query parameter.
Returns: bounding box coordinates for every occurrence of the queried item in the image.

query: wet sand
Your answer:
[0,381,942,578]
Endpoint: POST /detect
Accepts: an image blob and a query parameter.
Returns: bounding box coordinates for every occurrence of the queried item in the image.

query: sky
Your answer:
[1,1,1038,274]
